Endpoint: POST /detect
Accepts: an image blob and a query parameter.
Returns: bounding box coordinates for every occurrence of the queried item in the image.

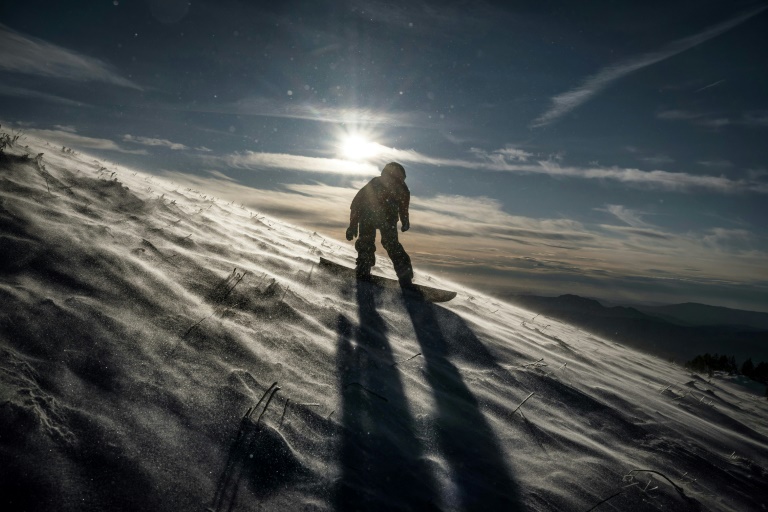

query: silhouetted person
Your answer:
[346,162,413,286]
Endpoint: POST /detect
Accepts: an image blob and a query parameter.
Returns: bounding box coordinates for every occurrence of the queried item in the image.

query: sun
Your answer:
[339,134,383,161]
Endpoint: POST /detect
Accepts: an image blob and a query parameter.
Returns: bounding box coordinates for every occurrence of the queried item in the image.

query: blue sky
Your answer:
[1,0,767,311]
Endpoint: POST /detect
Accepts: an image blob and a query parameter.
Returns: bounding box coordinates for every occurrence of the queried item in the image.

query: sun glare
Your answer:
[340,135,383,161]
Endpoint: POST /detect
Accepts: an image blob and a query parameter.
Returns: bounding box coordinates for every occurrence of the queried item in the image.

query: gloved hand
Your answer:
[346,225,358,241]
[401,219,410,232]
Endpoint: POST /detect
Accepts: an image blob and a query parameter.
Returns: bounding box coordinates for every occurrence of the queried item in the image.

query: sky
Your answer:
[1,0,767,311]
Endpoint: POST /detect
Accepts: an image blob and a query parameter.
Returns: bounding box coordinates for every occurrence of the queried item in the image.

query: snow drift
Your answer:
[1,133,766,511]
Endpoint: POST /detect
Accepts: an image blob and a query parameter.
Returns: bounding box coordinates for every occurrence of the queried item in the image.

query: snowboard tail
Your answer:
[318,257,457,303]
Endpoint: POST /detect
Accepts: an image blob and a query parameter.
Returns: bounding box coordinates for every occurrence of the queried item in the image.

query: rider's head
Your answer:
[381,162,406,182]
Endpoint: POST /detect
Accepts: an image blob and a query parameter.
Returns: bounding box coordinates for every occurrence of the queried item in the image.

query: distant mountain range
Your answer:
[634,302,768,331]
[508,294,768,364]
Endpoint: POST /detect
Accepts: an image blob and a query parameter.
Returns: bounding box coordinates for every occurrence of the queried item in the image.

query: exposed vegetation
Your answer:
[685,353,768,398]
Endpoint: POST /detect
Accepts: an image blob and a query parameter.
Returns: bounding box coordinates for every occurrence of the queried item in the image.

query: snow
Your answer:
[1,134,767,511]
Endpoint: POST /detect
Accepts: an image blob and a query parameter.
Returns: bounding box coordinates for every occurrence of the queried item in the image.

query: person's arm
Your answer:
[399,184,410,232]
[347,190,362,240]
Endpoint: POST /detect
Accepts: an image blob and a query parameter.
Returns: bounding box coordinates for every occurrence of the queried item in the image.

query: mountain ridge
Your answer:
[510,293,768,363]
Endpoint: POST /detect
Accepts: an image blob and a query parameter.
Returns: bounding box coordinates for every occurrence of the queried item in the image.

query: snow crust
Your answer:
[1,135,766,511]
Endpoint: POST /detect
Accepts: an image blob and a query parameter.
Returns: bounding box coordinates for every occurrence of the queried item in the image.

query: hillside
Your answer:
[1,134,767,512]
[510,294,768,364]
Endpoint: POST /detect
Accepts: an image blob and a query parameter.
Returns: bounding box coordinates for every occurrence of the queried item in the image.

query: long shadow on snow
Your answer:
[335,282,440,511]
[402,293,525,511]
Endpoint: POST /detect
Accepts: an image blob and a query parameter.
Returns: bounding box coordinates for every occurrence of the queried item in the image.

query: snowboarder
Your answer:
[346,162,413,286]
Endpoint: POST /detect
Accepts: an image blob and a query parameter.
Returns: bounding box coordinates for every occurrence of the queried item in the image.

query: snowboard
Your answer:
[318,257,457,303]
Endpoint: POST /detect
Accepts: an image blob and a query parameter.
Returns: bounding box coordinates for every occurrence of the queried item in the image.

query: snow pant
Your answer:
[355,220,413,281]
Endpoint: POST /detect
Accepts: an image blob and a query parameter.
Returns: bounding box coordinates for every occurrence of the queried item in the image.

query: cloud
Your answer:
[746,168,768,180]
[698,118,731,129]
[213,151,379,175]
[179,96,418,126]
[123,134,189,151]
[600,225,674,241]
[0,83,86,107]
[741,111,768,127]
[701,227,756,251]
[495,147,534,161]
[657,109,727,128]
[472,146,534,163]
[640,154,674,165]
[656,109,705,121]
[658,109,768,129]
[0,24,141,89]
[697,160,733,168]
[531,5,767,127]
[467,148,768,194]
[599,204,651,228]
[25,129,148,154]
[694,79,726,93]
[209,142,768,193]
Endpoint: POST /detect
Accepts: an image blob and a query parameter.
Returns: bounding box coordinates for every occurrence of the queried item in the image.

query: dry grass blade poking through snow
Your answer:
[210,382,282,512]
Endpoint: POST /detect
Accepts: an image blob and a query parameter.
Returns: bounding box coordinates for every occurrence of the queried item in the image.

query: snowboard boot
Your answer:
[398,269,416,289]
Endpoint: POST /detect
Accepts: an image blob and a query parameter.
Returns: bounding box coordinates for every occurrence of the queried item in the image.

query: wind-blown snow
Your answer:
[1,135,766,512]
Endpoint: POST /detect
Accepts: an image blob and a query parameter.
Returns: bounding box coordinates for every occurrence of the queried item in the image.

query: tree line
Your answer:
[685,353,768,398]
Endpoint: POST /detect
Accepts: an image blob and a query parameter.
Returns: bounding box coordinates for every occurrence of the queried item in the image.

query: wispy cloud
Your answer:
[698,118,731,129]
[656,109,729,129]
[212,151,379,175]
[640,154,674,165]
[209,142,768,193]
[26,128,148,154]
[179,96,418,126]
[746,168,768,180]
[694,79,726,93]
[533,161,767,194]
[600,225,674,241]
[0,83,86,107]
[701,227,758,253]
[0,23,140,89]
[658,109,768,129]
[656,109,705,121]
[471,145,534,163]
[697,160,733,168]
[742,111,768,127]
[599,204,652,228]
[411,145,768,194]
[531,5,767,128]
[123,134,189,151]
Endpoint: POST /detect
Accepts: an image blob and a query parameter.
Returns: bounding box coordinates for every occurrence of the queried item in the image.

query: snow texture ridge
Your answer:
[1,133,767,511]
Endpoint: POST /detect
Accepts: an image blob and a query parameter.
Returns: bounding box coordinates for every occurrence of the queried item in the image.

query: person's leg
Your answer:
[380,224,413,284]
[355,220,377,278]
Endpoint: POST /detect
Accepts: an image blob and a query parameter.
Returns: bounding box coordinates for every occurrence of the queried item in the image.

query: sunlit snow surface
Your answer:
[1,135,766,512]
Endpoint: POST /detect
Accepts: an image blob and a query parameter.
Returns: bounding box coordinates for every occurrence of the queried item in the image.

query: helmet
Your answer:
[381,162,406,181]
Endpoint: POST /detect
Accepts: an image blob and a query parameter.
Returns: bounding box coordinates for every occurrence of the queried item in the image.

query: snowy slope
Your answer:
[1,134,766,512]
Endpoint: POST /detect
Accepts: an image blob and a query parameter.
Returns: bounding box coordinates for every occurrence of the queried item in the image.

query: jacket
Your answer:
[349,176,410,227]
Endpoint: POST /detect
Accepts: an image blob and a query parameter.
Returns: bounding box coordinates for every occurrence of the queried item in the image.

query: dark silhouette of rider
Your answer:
[346,162,413,286]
